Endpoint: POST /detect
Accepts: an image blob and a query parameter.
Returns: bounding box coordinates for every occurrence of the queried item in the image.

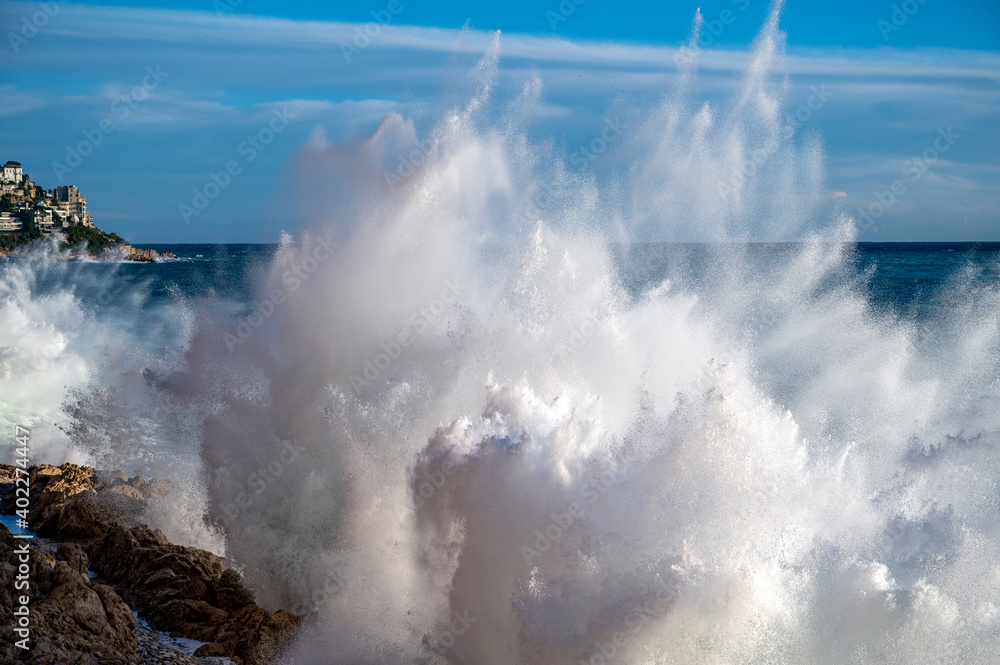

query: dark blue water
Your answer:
[851,242,1000,317]
[118,243,277,301]
[75,242,1000,318]
[610,242,1000,319]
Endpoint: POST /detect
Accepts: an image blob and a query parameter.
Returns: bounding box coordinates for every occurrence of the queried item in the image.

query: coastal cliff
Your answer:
[1,159,173,261]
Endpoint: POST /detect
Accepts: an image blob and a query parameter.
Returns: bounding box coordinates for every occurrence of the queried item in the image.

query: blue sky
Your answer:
[1,0,998,242]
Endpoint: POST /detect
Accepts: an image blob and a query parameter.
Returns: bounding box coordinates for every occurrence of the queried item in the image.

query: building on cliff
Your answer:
[53,184,93,227]
[1,161,23,183]
[1,161,108,243]
[32,203,60,232]
[0,211,23,232]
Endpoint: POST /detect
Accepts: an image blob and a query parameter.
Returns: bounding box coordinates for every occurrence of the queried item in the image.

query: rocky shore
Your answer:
[122,246,177,262]
[91,244,178,262]
[0,464,301,664]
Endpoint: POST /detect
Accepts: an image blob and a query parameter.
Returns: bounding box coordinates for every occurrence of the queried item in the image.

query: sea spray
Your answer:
[236,4,996,662]
[0,240,226,553]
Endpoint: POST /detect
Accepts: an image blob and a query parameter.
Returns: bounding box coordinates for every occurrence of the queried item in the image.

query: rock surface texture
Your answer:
[0,524,139,664]
[125,246,178,262]
[0,463,301,664]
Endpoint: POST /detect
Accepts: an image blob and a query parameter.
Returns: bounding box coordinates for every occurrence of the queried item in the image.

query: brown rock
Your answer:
[0,463,19,483]
[0,533,139,664]
[0,464,20,503]
[0,463,99,528]
[98,470,129,485]
[234,609,303,665]
[0,464,154,540]
[125,246,176,262]
[29,549,57,600]
[87,522,265,647]
[55,542,89,580]
[194,641,234,657]
[49,491,116,540]
[1,467,302,664]
[28,562,140,664]
[213,567,256,611]
[131,523,170,548]
[150,598,229,641]
[0,521,13,549]
[105,482,146,502]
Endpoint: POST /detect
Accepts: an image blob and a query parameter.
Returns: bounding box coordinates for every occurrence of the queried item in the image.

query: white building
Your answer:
[0,211,23,232]
[2,161,24,183]
[32,204,58,231]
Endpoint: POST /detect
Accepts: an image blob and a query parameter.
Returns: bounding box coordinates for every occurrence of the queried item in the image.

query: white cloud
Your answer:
[4,2,998,79]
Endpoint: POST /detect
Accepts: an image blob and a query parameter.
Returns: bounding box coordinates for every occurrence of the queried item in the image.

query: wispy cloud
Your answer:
[4,2,999,77]
[0,85,47,117]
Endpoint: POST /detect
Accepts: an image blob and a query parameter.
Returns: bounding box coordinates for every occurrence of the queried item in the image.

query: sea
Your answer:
[23,241,1000,312]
